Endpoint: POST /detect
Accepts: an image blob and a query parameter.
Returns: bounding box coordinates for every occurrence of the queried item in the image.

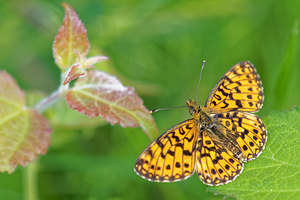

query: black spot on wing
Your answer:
[235,100,243,108]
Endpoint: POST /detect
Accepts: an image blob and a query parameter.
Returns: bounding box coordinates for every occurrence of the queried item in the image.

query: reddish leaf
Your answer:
[53,3,89,70]
[8,110,52,170]
[65,70,158,138]
[63,64,86,85]
[48,100,106,129]
[0,71,52,173]
[63,55,108,85]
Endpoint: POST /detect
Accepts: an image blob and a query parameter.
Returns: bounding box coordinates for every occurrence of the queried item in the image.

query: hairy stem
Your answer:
[34,84,68,113]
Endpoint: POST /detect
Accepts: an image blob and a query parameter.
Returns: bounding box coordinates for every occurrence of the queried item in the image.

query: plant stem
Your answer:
[34,87,64,113]
[23,162,38,200]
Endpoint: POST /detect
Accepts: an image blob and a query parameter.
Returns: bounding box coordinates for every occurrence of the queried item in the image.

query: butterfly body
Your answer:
[135,61,267,186]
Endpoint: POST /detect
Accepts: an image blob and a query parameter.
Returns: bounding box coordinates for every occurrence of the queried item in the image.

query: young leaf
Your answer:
[85,56,109,66]
[0,71,52,173]
[63,55,108,85]
[209,107,300,200]
[65,70,158,139]
[53,3,89,70]
[63,64,86,85]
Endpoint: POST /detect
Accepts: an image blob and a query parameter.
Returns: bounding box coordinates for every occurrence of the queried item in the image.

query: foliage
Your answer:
[0,2,157,199]
[210,107,300,200]
[0,3,157,175]
[53,4,157,140]
[0,72,51,173]
[0,0,299,200]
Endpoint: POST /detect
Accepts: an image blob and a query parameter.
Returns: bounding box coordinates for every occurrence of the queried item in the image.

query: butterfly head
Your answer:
[186,99,201,116]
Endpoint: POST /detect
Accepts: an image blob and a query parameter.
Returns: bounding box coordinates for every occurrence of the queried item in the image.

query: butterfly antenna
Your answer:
[195,60,206,102]
[150,105,187,114]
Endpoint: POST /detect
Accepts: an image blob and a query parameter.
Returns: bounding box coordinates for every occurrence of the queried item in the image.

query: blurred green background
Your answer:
[0,0,299,199]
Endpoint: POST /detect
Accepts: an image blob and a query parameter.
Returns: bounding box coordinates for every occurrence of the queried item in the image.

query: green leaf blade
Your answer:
[209,107,300,200]
[273,21,299,109]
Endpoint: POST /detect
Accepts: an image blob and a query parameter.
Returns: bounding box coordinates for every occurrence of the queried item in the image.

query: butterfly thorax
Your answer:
[186,98,245,159]
[186,99,212,125]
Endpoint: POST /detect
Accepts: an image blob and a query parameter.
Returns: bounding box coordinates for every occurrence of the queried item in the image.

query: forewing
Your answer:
[205,61,264,112]
[196,129,243,186]
[216,111,267,161]
[134,119,199,182]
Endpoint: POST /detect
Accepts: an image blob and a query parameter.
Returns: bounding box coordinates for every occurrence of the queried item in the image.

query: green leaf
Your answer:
[209,107,300,200]
[273,21,299,109]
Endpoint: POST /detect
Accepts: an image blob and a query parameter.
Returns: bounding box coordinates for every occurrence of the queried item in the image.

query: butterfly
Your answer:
[134,61,267,186]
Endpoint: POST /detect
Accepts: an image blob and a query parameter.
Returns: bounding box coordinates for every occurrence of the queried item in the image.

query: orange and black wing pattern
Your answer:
[135,60,267,186]
[205,61,264,113]
[134,119,199,182]
[215,111,267,161]
[195,129,243,186]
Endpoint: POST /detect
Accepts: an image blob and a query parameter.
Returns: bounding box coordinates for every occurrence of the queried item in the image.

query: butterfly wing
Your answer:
[205,61,264,112]
[215,111,267,161]
[134,119,199,182]
[196,129,243,186]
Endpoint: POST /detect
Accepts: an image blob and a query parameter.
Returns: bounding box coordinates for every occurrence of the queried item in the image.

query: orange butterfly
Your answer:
[134,61,267,186]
